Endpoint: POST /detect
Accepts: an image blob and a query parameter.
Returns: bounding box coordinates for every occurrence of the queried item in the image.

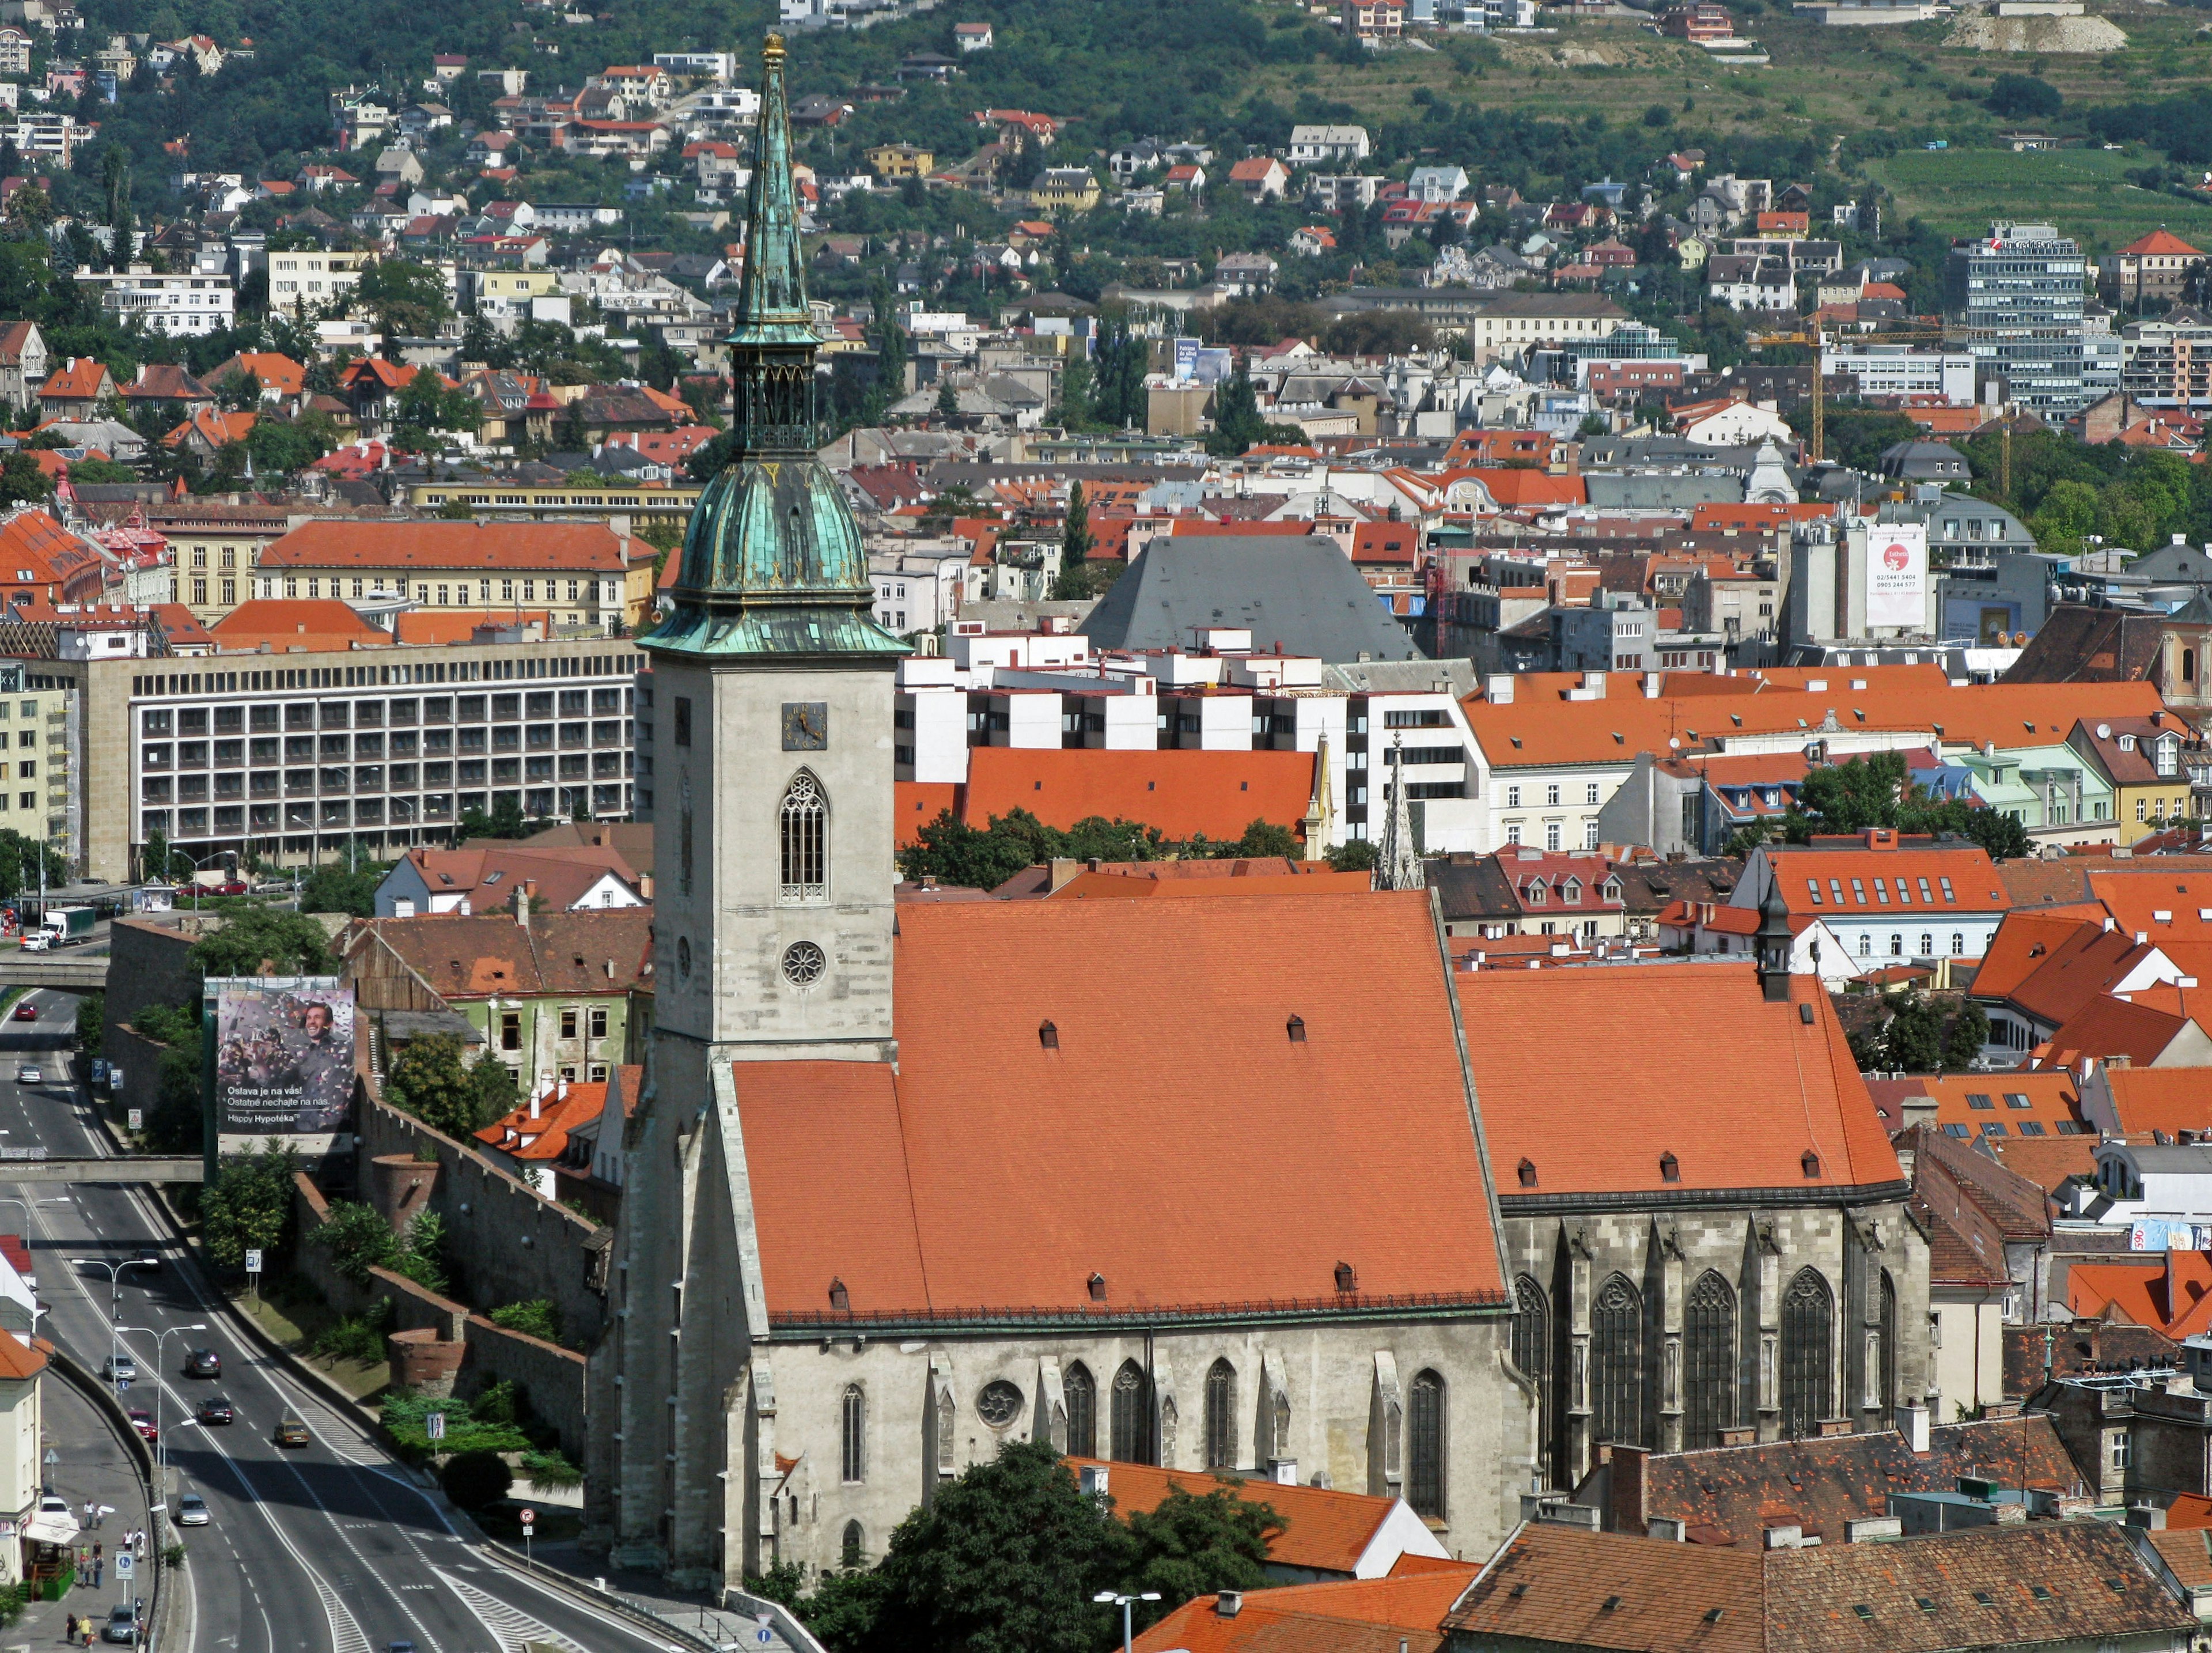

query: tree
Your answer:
[200,1141,300,1270]
[75,991,102,1060]
[862,1440,1120,1653]
[354,258,456,343]
[383,1034,515,1140]
[0,452,52,509]
[308,1197,399,1285]
[935,374,960,419]
[1118,1486,1282,1630]
[1877,990,1945,1073]
[1061,481,1092,569]
[1327,838,1378,873]
[1943,999,1990,1072]
[300,857,387,917]
[188,906,332,979]
[441,1450,513,1511]
[455,795,532,840]
[68,458,133,485]
[1987,73,2062,120]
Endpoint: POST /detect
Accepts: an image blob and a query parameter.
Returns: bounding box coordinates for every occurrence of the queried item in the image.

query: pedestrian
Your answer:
[90,1544,100,1590]
[64,1612,76,1644]
[79,1500,91,1531]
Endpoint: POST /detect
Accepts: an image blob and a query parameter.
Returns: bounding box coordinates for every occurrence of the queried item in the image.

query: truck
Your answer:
[37,907,94,947]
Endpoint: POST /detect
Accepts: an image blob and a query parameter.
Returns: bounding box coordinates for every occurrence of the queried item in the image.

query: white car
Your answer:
[16,934,44,952]
[13,1066,37,1085]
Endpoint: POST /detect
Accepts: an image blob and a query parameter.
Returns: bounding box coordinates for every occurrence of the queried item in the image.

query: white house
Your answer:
[1406,165,1469,205]
[1677,398,1797,447]
[1286,124,1372,168]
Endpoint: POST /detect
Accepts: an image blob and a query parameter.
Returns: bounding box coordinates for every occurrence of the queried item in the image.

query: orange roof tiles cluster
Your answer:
[2099,1065,2212,1138]
[1066,1458,1429,1578]
[1462,963,1901,1198]
[392,609,552,645]
[734,892,1509,1324]
[260,520,641,572]
[1766,838,2008,918]
[2067,1250,2212,1337]
[1133,1565,1480,1653]
[900,748,1319,849]
[475,1078,607,1164]
[206,598,383,653]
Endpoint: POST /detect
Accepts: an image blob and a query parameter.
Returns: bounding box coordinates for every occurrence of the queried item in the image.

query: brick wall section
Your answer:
[101,915,220,1035]
[104,1025,171,1137]
[353,1087,611,1347]
[292,1171,588,1457]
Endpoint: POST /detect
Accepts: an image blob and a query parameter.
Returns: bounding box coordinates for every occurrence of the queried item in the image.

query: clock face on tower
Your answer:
[781,701,828,751]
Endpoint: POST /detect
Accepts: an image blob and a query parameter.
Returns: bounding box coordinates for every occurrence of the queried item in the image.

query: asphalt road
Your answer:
[0,988,682,1653]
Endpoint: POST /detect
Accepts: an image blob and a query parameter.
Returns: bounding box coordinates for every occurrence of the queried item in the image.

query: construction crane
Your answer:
[1748,321,1957,466]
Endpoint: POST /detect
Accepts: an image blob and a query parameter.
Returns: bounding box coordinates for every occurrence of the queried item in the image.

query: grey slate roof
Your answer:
[1583,472,1743,510]
[1081,535,1419,663]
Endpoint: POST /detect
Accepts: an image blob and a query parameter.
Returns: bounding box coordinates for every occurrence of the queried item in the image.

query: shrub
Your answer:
[381,1393,529,1457]
[310,1300,392,1364]
[488,1300,562,1344]
[520,1448,582,1490]
[309,1200,399,1286]
[441,1449,513,1511]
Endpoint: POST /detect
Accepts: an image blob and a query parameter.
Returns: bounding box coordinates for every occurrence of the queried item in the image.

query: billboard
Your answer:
[1172,336,1200,383]
[1866,523,1928,631]
[210,977,355,1141]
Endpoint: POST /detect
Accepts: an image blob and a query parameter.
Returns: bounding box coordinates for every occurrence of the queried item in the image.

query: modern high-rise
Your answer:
[1944,222,2087,417]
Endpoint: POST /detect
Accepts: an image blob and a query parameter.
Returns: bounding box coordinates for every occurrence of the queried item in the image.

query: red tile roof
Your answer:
[475,1078,607,1163]
[953,747,1319,845]
[1067,1458,1416,1576]
[734,892,1509,1323]
[1764,841,2008,918]
[2103,1065,2212,1138]
[2067,1250,2212,1337]
[392,608,552,645]
[1135,1566,1480,1653]
[1463,963,1902,1197]
[260,520,639,572]
[2119,229,2206,258]
[207,597,383,653]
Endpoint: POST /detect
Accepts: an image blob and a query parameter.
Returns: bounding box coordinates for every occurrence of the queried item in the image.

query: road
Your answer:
[0,987,683,1653]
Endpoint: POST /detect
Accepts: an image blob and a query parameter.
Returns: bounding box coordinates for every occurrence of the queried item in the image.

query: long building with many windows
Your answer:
[40,638,646,882]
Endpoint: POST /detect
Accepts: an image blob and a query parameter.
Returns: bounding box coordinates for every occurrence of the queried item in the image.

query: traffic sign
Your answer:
[244,1250,263,1274]
[114,1552,133,1580]
[756,1632,771,1646]
[426,1411,446,1443]
[42,1448,56,1466]
[520,1508,535,1527]
[126,1110,142,1132]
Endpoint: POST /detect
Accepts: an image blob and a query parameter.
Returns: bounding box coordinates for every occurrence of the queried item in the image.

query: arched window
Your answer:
[1064,1362,1097,1458]
[1952,932,1964,956]
[2184,646,2198,683]
[1889,933,1903,956]
[1408,1369,1445,1519]
[840,1383,865,1484]
[1878,1271,1899,1412]
[1780,1268,1833,1438]
[1510,1276,1550,1459]
[841,1520,864,1570]
[1111,1360,1153,1464]
[779,770,827,900]
[1858,934,1871,958]
[1203,1359,1237,1470]
[1681,1272,1736,1452]
[1591,1273,1643,1449]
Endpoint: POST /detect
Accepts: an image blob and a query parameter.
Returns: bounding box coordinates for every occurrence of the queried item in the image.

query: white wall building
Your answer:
[1821,344,1978,407]
[75,267,236,336]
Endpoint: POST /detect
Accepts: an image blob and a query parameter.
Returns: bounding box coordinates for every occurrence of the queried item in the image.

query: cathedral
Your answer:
[586,36,1930,1593]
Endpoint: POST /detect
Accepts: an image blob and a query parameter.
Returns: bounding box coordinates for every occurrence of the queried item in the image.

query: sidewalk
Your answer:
[22,1378,152,1646]
[515,1538,789,1652]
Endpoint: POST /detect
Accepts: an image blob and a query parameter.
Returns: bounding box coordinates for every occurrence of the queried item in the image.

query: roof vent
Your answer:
[1287,1014,1306,1043]
[1335,1260,1357,1293]
[1215,1593,1241,1618]
[1799,1002,1815,1025]
[1088,1271,1107,1302]
[1802,1150,1822,1178]
[1660,1152,1680,1183]
[828,1277,849,1311]
[1517,1158,1538,1188]
[1038,1020,1058,1050]
[1705,1609,1725,1625]
[1600,1597,1622,1612]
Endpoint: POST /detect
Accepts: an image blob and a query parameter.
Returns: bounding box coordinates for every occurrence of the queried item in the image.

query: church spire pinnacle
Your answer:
[728,33,817,360]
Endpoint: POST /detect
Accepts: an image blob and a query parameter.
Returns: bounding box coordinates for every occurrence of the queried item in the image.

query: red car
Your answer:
[9,1003,33,1021]
[126,1408,156,1444]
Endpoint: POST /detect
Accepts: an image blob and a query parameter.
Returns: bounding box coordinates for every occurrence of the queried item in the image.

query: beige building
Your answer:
[0,1330,43,1588]
[144,500,306,624]
[268,249,367,308]
[400,480,703,534]
[39,634,643,882]
[0,667,77,869]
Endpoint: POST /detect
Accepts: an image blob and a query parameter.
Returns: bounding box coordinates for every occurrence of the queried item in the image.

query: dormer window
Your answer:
[1524,881,1546,906]
[2119,733,2137,752]
[1563,877,1582,903]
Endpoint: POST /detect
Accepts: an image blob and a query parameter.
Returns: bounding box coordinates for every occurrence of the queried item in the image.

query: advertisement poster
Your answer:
[1866,522,1928,630]
[211,977,355,1140]
[1172,337,1200,383]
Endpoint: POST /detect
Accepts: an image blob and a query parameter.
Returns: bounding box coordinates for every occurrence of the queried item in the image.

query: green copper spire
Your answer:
[640,33,907,661]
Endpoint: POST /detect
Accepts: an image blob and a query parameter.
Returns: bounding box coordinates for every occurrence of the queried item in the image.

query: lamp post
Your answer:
[114,1323,204,1488]
[70,1255,152,1326]
[1093,1591,1160,1653]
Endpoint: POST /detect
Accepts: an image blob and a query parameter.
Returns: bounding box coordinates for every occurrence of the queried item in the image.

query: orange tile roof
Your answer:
[39,358,111,401]
[0,1330,45,1382]
[895,781,962,846]
[207,597,384,653]
[2086,868,2212,943]
[1441,467,1587,508]
[1135,1567,1480,1653]
[260,520,638,572]
[1051,869,1372,899]
[2119,229,2206,258]
[1765,841,2008,917]
[163,407,257,450]
[2104,1065,2212,1138]
[734,892,1509,1323]
[1460,680,2170,771]
[957,747,1318,845]
[475,1079,607,1163]
[1870,1072,2082,1139]
[1446,1525,1763,1652]
[1981,1133,2098,1194]
[1066,1458,1407,1575]
[1463,962,1902,1197]
[2038,987,2212,1072]
[1688,502,1837,532]
[392,608,552,645]
[1971,911,2111,1004]
[2066,1251,2212,1337]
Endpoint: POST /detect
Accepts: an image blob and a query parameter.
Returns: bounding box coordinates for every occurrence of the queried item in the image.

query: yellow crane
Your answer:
[1748,321,1957,466]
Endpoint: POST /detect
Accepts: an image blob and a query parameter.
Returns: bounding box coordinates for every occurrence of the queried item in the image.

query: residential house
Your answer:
[2067,716,2194,843]
[1031,167,1100,213]
[36,355,113,418]
[1286,124,1372,168]
[1227,156,1290,203]
[1340,0,1405,35]
[374,842,647,918]
[1406,165,1469,204]
[0,320,45,407]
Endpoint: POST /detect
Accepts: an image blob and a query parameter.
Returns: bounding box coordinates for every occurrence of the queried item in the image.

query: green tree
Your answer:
[1206,363,1267,457]
[200,1141,300,1270]
[1943,998,1990,1071]
[300,857,387,918]
[354,258,456,342]
[69,457,133,485]
[75,991,102,1060]
[383,1034,514,1140]
[1119,1486,1282,1630]
[441,1450,513,1511]
[488,1299,563,1342]
[188,906,332,979]
[1327,838,1378,873]
[0,451,52,509]
[455,795,532,841]
[935,375,960,419]
[393,1209,449,1294]
[308,1198,399,1285]
[1061,481,1092,570]
[1878,990,1945,1072]
[863,1439,1120,1653]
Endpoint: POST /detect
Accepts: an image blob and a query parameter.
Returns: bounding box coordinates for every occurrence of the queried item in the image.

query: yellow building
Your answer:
[865,143,934,180]
[1030,167,1101,214]
[2069,716,2195,845]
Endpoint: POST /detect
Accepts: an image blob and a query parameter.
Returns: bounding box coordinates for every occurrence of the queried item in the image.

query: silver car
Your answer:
[13,1065,36,1085]
[174,1493,209,1527]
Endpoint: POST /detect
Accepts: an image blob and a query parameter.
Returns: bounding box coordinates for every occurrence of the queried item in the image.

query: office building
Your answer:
[1943,223,2086,418]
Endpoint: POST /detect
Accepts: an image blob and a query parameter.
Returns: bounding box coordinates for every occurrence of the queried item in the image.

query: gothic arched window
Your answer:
[1408,1370,1446,1519]
[779,770,827,899]
[1204,1359,1236,1470]
[1781,1268,1834,1438]
[1064,1361,1096,1459]
[1878,1270,1899,1412]
[1111,1360,1152,1464]
[1591,1273,1643,1449]
[1511,1276,1550,1464]
[840,1520,864,1570]
[1682,1272,1736,1452]
[840,1383,865,1484]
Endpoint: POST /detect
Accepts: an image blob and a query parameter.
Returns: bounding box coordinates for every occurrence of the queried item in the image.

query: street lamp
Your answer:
[115,1323,205,1489]
[1094,1591,1160,1653]
[70,1255,153,1324]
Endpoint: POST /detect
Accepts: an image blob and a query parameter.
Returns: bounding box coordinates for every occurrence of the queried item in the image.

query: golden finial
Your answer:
[764,32,786,62]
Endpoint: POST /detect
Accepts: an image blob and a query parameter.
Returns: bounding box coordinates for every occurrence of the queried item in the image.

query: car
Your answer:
[125,1408,156,1444]
[13,1066,36,1085]
[100,1355,137,1383]
[195,1396,233,1426]
[101,1603,138,1644]
[10,1002,33,1021]
[17,934,44,952]
[173,1493,209,1528]
[36,1495,67,1518]
[184,1348,219,1379]
[274,1415,309,1448]
[211,881,248,897]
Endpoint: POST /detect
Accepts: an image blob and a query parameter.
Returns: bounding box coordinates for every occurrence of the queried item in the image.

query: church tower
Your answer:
[639,35,908,1085]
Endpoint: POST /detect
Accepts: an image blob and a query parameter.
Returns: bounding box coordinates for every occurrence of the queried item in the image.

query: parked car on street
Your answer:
[100,1355,136,1383]
[101,1602,138,1644]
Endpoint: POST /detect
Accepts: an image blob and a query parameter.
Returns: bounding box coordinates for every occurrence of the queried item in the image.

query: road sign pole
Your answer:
[521,1507,535,1568]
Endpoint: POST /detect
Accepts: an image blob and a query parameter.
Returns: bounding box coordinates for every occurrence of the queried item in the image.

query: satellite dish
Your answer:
[2097,723,2112,740]
[1668,737,1680,749]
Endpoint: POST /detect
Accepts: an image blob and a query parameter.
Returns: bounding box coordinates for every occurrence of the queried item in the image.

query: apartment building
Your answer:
[252,520,657,635]
[38,638,644,881]
[1820,343,1977,406]
[73,266,237,338]
[2119,310,2212,411]
[268,249,366,307]
[0,664,76,870]
[401,477,703,532]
